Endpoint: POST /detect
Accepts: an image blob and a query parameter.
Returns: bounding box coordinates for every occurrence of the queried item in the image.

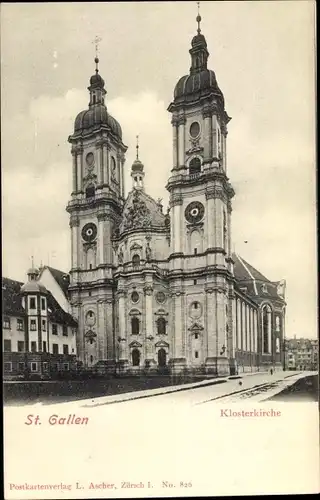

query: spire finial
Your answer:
[92,35,102,73]
[136,135,139,160]
[31,255,34,268]
[196,2,201,34]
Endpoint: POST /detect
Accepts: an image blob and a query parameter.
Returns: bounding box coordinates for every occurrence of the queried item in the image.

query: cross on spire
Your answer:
[196,2,201,34]
[92,35,102,72]
[136,135,139,160]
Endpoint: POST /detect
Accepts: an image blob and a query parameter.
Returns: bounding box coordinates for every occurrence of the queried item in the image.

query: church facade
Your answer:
[64,14,286,376]
[2,14,287,379]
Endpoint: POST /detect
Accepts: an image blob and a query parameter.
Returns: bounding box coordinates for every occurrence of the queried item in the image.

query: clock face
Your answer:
[82,222,97,242]
[185,201,205,224]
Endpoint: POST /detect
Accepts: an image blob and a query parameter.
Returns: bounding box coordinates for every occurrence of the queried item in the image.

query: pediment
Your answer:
[155,340,169,348]
[188,322,204,331]
[154,308,168,316]
[129,341,143,348]
[84,330,97,339]
[129,308,142,316]
[130,242,143,251]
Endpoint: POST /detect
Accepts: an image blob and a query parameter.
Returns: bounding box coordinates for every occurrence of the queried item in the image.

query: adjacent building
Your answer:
[2,268,77,379]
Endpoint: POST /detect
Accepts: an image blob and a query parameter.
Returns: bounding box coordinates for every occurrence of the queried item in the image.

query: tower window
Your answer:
[189,157,201,175]
[132,254,140,268]
[156,317,166,335]
[194,333,199,340]
[29,297,36,309]
[194,248,198,255]
[86,185,95,198]
[131,317,140,335]
[195,351,199,359]
[92,94,96,104]
[41,298,46,310]
[89,264,92,270]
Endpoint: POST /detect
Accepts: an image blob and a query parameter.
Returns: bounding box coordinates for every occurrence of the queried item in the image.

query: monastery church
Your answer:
[3,13,286,378]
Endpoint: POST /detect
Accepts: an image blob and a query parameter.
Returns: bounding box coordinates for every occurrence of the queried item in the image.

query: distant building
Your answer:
[2,267,77,380]
[285,337,318,371]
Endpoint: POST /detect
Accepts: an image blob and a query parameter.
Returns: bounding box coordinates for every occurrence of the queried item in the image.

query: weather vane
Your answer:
[196,2,201,34]
[92,36,102,72]
[92,35,102,58]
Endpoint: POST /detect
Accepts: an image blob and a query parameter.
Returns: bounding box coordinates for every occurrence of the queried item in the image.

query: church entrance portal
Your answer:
[158,348,167,367]
[132,349,140,366]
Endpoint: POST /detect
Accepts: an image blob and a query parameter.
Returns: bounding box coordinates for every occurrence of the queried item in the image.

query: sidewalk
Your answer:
[53,369,305,408]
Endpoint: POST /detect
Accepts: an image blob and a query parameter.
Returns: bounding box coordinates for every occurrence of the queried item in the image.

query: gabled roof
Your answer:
[233,253,285,301]
[2,277,77,327]
[119,188,168,235]
[233,253,269,282]
[39,266,70,297]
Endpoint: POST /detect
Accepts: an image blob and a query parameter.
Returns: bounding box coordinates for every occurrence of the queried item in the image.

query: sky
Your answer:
[1,1,317,339]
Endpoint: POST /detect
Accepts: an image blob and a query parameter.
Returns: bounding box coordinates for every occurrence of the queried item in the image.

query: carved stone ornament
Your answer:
[143,286,153,296]
[117,289,127,298]
[123,190,152,230]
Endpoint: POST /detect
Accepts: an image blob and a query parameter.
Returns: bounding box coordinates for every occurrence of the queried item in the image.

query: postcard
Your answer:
[2,1,319,498]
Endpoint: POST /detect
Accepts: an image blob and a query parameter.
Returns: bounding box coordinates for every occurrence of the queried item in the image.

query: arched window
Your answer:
[132,349,140,366]
[131,317,140,335]
[156,317,166,335]
[86,185,95,198]
[262,305,272,354]
[189,157,201,175]
[92,94,96,105]
[190,230,202,254]
[158,348,166,367]
[132,254,140,268]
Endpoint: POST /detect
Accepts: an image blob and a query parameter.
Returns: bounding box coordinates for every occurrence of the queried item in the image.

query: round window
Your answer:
[190,122,200,138]
[156,291,166,304]
[131,291,139,303]
[86,152,94,167]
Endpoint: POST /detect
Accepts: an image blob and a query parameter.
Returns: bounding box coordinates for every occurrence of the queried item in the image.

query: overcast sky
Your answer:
[1,1,316,338]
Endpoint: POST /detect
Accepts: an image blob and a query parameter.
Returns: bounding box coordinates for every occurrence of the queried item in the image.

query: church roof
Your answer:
[233,253,270,282]
[39,266,70,298]
[233,253,285,301]
[119,188,168,235]
[2,277,77,327]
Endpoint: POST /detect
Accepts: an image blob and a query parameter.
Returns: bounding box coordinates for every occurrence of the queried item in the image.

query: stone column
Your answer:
[144,284,155,366]
[170,290,186,372]
[71,148,77,193]
[97,299,105,360]
[95,141,104,186]
[205,287,217,372]
[202,108,211,163]
[120,154,125,198]
[170,196,182,254]
[76,146,83,192]
[172,117,178,169]
[97,214,106,266]
[212,115,218,158]
[117,290,128,364]
[69,215,80,272]
[178,117,185,168]
[105,298,114,370]
[103,143,110,186]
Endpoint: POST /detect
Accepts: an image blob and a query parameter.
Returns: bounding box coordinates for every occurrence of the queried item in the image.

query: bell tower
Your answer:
[66,50,127,371]
[166,8,236,376]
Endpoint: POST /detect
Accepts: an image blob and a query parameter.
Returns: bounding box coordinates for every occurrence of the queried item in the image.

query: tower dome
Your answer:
[170,9,224,108]
[72,56,122,139]
[21,266,47,294]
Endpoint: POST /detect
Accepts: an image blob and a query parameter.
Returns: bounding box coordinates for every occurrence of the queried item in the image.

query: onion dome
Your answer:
[131,158,144,173]
[21,266,47,294]
[72,56,122,139]
[170,8,224,107]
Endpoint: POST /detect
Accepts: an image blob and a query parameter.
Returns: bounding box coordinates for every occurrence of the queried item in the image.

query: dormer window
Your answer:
[261,284,268,294]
